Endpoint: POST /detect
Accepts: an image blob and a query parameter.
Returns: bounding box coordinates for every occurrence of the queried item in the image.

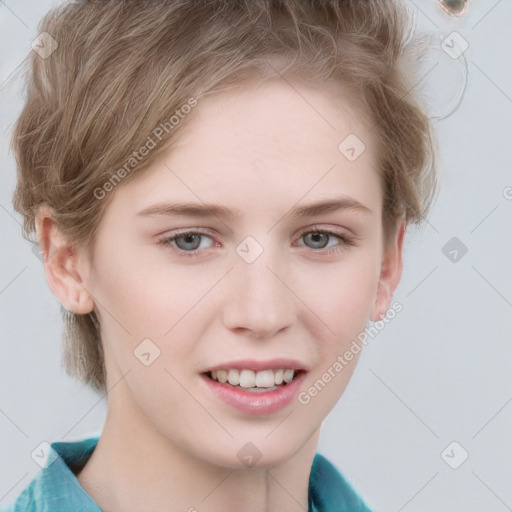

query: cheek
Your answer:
[90,251,225,379]
[295,261,378,416]
[91,244,208,338]
[296,250,381,348]
[296,250,381,414]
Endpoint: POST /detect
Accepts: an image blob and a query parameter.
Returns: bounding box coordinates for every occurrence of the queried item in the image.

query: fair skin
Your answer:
[37,77,404,512]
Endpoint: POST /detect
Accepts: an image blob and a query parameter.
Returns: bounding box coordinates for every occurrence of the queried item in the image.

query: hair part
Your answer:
[12,0,438,394]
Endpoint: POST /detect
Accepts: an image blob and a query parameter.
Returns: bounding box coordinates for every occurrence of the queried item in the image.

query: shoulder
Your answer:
[1,435,101,512]
[309,453,374,512]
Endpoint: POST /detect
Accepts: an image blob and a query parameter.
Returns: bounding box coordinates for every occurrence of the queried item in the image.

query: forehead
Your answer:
[110,77,381,222]
[177,76,373,163]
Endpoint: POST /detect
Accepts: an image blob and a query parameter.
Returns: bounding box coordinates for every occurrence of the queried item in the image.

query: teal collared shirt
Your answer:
[3,436,373,512]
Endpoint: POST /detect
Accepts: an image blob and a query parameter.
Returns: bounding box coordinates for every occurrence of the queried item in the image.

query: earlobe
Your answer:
[371,280,393,322]
[35,205,94,314]
[370,220,406,322]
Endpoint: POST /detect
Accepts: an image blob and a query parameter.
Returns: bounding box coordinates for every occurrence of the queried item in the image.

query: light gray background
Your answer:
[1,1,511,510]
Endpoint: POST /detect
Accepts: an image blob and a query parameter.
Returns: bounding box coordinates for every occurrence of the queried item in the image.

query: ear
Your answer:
[35,204,94,314]
[370,220,405,321]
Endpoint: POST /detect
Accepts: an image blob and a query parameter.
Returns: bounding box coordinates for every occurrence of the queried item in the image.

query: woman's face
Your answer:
[80,77,402,468]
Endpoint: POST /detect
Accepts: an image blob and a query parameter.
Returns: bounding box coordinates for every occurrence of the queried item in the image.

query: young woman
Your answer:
[5,1,437,510]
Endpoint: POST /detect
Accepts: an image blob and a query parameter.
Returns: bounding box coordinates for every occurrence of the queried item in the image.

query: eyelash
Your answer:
[158,226,357,258]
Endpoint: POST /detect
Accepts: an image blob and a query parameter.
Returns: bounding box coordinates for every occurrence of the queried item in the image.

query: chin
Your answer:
[209,452,293,471]
[197,432,312,471]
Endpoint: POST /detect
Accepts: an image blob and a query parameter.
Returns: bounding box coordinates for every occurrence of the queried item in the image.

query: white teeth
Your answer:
[283,369,294,383]
[216,369,228,383]
[228,369,240,386]
[239,369,256,388]
[209,368,298,388]
[255,369,274,388]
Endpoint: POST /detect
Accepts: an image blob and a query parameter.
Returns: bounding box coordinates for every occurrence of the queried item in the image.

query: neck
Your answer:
[77,387,320,512]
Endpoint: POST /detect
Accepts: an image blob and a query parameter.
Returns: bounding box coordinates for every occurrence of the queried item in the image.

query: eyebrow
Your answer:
[136,195,372,221]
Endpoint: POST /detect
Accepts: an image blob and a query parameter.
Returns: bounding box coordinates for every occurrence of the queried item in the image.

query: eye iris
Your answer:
[305,232,329,249]
[176,234,202,251]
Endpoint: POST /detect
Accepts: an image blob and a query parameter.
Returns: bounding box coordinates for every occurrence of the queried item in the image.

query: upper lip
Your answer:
[204,358,309,373]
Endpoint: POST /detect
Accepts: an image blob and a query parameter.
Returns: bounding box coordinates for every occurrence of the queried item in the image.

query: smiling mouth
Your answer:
[205,368,305,392]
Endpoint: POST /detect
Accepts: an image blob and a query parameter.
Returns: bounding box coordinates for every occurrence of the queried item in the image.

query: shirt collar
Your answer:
[35,436,102,512]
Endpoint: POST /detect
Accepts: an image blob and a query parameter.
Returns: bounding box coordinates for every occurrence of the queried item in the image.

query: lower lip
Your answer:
[201,372,306,415]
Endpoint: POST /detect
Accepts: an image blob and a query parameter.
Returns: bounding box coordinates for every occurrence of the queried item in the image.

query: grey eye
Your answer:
[303,232,331,249]
[174,234,203,251]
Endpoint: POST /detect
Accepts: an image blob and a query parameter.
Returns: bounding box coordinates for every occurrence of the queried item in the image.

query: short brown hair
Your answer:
[12,0,438,394]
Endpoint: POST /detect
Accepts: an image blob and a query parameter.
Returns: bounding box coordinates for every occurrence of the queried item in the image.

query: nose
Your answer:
[221,248,297,339]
